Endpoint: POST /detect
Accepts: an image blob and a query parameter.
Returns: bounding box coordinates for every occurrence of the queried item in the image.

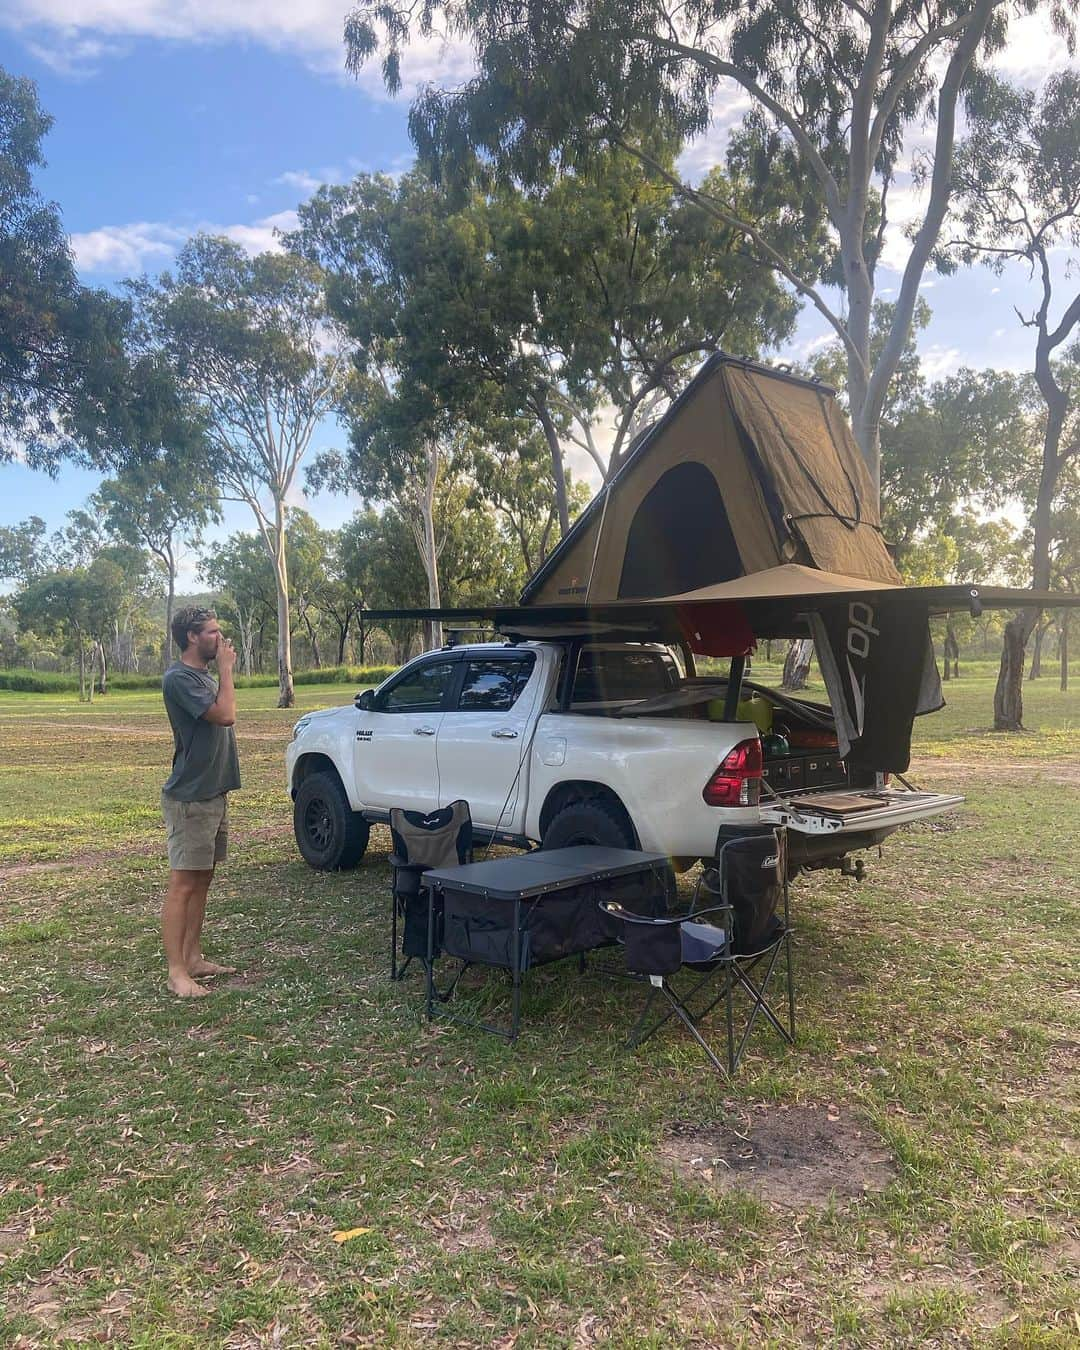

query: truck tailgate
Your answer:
[760,789,964,835]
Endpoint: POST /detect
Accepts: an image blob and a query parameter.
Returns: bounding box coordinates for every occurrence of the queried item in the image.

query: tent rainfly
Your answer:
[520,353,902,607]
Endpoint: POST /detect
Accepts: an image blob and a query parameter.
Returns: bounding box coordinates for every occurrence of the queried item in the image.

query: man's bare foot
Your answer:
[188,960,236,978]
[168,973,211,998]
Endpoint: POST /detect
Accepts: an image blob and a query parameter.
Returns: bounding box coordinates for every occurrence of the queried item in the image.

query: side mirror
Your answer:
[355,688,375,711]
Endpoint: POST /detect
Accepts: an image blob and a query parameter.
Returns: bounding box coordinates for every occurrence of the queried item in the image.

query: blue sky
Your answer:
[0,6,1072,585]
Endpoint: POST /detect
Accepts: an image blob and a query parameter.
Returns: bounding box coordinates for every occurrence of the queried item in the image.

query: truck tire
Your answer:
[294,771,369,870]
[542,796,678,909]
[541,797,637,851]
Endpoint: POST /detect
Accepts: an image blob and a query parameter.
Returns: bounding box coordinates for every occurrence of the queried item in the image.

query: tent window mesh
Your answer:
[618,462,741,599]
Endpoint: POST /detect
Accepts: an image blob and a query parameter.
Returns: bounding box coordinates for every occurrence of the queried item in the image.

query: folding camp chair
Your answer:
[388,800,473,986]
[600,829,794,1074]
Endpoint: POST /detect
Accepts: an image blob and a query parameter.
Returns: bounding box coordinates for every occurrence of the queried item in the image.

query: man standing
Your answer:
[161,606,241,997]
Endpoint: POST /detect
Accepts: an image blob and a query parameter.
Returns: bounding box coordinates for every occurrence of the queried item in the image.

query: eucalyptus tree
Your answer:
[295,169,584,535]
[346,0,1068,494]
[0,516,47,586]
[950,72,1080,729]
[295,157,801,535]
[135,236,348,707]
[1,67,190,477]
[308,361,474,651]
[198,531,279,676]
[14,549,143,699]
[99,445,220,669]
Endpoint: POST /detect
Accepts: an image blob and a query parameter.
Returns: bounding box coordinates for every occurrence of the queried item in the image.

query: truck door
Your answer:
[436,652,539,834]
[354,656,460,813]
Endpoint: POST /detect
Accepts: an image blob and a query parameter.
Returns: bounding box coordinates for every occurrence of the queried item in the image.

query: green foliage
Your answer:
[0,67,192,474]
[0,664,398,694]
[0,515,47,585]
[0,668,76,693]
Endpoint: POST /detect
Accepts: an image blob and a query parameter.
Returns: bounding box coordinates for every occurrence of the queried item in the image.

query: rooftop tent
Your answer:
[520,354,902,607]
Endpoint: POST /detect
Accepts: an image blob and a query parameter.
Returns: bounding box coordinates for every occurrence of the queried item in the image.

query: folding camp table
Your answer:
[421,845,671,1041]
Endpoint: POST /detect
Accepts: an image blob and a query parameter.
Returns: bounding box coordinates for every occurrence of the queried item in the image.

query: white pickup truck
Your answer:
[286,640,962,874]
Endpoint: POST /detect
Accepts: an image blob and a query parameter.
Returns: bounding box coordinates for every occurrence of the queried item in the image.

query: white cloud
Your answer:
[22,32,125,76]
[219,208,298,255]
[920,344,963,380]
[991,12,1077,85]
[275,170,325,195]
[70,220,186,273]
[3,0,475,93]
[70,208,299,276]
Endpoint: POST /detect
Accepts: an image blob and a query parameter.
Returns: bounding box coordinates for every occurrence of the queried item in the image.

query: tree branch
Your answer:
[615,136,869,381]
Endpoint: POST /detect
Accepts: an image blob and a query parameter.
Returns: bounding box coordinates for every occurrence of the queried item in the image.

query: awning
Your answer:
[363,568,1078,641]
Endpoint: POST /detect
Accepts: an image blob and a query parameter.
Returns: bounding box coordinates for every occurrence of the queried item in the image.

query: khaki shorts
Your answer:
[162,792,229,871]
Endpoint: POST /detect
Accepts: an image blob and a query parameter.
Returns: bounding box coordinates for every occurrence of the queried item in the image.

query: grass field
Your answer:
[0,663,1077,1347]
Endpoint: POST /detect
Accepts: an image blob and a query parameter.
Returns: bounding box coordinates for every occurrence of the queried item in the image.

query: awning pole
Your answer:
[723,655,746,720]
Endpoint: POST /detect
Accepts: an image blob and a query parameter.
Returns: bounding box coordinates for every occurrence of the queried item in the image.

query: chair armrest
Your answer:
[389,856,432,874]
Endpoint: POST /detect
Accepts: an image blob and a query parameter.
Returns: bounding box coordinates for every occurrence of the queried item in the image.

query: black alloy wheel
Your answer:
[293,770,370,870]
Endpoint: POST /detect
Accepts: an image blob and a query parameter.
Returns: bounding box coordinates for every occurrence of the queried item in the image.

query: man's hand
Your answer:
[215,638,237,673]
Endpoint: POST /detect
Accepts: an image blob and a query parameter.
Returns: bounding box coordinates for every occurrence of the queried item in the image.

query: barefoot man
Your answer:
[161,606,241,997]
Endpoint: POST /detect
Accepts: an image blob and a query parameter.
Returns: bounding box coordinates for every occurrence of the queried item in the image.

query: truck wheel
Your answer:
[294,771,369,870]
[541,797,637,851]
[542,796,677,909]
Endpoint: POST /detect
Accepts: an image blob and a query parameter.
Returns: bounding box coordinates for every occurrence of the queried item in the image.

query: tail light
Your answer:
[703,738,763,807]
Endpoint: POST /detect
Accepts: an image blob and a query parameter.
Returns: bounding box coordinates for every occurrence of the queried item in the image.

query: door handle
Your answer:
[413,726,436,736]
[491,728,519,739]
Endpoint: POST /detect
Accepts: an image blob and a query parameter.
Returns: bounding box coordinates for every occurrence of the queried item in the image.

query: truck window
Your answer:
[457,657,535,711]
[571,648,680,706]
[380,660,458,713]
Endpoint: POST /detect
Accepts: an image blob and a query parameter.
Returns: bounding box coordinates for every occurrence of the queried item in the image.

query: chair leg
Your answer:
[626,985,660,1049]
[658,985,729,1075]
[728,941,795,1072]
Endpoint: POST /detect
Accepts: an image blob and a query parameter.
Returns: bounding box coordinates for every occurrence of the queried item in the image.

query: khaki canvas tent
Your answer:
[520,354,902,607]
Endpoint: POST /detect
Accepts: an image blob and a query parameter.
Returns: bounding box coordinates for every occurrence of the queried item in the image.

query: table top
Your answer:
[422,845,670,900]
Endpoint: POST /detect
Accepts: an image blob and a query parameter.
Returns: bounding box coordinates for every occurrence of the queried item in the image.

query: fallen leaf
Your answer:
[332,1227,373,1244]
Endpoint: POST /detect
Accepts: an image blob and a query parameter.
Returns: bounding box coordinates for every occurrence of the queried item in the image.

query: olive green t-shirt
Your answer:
[162,661,241,801]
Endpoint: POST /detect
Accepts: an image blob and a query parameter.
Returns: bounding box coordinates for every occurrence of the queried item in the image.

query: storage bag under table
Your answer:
[421,845,671,1040]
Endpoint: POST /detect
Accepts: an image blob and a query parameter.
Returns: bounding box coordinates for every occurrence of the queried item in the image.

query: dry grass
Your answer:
[0,671,1077,1347]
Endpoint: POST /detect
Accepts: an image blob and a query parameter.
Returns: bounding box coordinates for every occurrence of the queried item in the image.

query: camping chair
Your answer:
[388,800,473,987]
[599,829,794,1074]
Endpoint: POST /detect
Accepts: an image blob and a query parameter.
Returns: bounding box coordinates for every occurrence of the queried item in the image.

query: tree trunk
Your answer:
[536,396,571,538]
[993,610,1039,731]
[782,639,813,691]
[164,544,176,671]
[1028,620,1051,680]
[358,613,366,665]
[844,256,879,498]
[97,640,108,696]
[303,612,322,668]
[942,622,960,681]
[77,635,87,703]
[273,505,295,709]
[416,440,443,651]
[336,615,350,666]
[1060,611,1069,692]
